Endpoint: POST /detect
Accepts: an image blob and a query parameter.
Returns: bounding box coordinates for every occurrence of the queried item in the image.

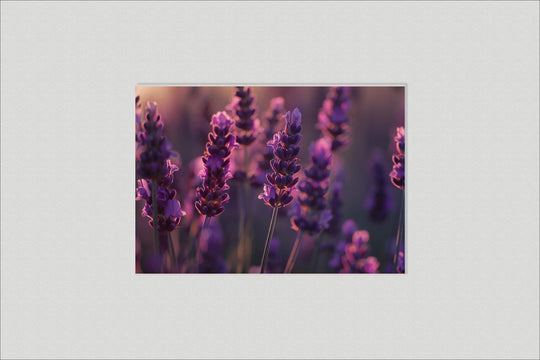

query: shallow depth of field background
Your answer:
[136,86,405,273]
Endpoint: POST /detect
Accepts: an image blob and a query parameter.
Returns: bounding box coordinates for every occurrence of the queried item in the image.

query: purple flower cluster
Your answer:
[390,126,405,190]
[317,87,351,152]
[365,150,393,222]
[195,112,238,217]
[259,108,303,208]
[328,220,380,273]
[136,160,186,233]
[136,101,185,233]
[251,97,286,188]
[339,230,380,273]
[263,97,285,140]
[136,101,175,180]
[229,86,261,147]
[290,137,333,235]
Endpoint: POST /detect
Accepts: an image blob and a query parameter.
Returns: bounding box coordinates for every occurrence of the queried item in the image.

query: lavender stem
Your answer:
[285,232,304,273]
[393,195,404,273]
[260,202,280,274]
[151,179,158,254]
[242,146,252,271]
[168,232,176,272]
[236,184,246,273]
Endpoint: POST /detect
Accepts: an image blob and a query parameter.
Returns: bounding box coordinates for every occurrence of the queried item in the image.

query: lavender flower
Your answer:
[339,230,380,273]
[365,150,393,222]
[258,108,303,208]
[136,101,175,180]
[136,160,186,233]
[195,111,238,217]
[227,86,262,185]
[228,86,261,146]
[135,101,185,268]
[290,137,333,236]
[251,97,286,188]
[258,108,303,273]
[390,126,405,190]
[317,87,351,152]
[345,256,380,274]
[136,102,185,236]
[263,97,285,140]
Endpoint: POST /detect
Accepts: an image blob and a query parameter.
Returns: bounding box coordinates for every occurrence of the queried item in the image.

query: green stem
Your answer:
[260,204,280,273]
[151,179,158,254]
[236,184,246,273]
[237,146,252,273]
[168,232,176,272]
[242,146,252,271]
[285,232,304,273]
[393,194,405,273]
[243,178,252,271]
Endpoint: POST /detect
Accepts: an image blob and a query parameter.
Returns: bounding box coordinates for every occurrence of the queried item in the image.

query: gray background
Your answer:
[1,1,538,359]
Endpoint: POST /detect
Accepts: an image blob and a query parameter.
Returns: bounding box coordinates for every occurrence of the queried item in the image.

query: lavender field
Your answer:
[135,86,405,273]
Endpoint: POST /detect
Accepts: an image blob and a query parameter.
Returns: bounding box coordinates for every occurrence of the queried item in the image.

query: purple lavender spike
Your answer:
[136,101,175,180]
[258,108,303,208]
[228,86,261,147]
[328,220,379,273]
[136,161,186,233]
[250,97,286,188]
[290,137,333,236]
[195,112,238,218]
[316,87,351,152]
[390,126,405,190]
[258,108,303,273]
[136,100,185,263]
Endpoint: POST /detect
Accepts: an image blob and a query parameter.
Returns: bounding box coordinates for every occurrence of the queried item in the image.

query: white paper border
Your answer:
[1,1,538,359]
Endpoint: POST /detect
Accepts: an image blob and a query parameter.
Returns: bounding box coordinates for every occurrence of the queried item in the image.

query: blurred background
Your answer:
[136,86,405,273]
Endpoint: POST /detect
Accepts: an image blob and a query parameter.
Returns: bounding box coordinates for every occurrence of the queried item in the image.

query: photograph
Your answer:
[135,86,405,273]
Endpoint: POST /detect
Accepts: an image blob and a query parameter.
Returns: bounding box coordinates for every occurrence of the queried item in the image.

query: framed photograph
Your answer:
[135,86,406,274]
